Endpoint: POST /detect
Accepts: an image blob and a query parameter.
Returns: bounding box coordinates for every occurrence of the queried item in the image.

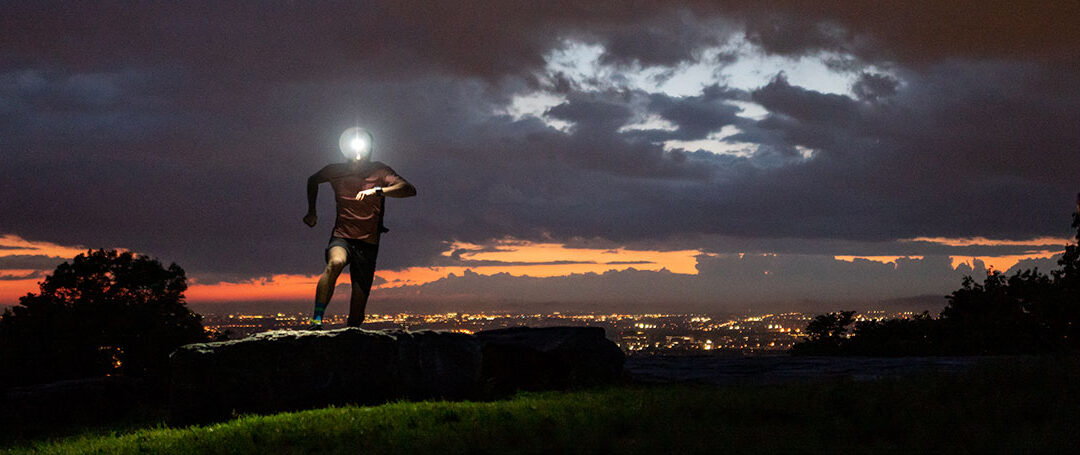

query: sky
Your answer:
[2,1,1078,316]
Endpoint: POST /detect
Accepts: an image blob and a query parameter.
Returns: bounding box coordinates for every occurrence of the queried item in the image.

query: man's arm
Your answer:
[304,166,332,226]
[355,168,417,200]
[381,166,416,198]
[381,179,416,198]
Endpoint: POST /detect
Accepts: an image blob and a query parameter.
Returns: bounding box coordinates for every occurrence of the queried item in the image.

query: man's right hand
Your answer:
[303,213,317,227]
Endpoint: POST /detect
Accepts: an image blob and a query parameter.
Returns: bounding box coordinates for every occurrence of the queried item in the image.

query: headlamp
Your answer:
[339,127,372,160]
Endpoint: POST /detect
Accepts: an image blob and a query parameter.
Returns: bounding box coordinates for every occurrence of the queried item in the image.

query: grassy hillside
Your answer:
[4,355,1079,454]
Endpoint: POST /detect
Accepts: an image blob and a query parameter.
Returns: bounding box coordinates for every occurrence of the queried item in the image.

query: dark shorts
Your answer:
[325,236,380,293]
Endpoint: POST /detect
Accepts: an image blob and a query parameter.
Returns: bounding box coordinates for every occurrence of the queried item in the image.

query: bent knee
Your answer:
[326,258,347,272]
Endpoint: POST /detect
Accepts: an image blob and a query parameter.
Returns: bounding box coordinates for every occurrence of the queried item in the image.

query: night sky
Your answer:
[2,2,1078,314]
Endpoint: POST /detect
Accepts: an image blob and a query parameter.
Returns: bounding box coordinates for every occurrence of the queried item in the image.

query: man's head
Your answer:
[339,127,373,162]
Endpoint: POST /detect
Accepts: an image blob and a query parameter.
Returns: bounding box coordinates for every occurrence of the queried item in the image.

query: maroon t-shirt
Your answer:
[322,161,405,243]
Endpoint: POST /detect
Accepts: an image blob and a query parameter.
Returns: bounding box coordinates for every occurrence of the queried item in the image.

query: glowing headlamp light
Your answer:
[339,127,372,159]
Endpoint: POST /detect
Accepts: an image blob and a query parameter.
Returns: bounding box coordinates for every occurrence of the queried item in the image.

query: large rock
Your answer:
[475,326,627,395]
[168,326,624,425]
[168,328,482,425]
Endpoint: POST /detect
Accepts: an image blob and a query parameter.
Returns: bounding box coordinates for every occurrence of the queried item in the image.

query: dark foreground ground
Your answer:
[3,354,1077,454]
[624,353,987,385]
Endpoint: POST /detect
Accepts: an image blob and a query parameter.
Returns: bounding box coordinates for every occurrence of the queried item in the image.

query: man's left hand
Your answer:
[355,188,378,200]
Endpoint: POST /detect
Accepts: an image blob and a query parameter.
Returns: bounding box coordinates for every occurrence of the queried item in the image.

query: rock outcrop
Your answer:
[476,326,627,395]
[167,326,625,425]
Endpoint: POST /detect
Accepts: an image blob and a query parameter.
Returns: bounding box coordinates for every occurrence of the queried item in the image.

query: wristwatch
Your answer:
[374,186,383,196]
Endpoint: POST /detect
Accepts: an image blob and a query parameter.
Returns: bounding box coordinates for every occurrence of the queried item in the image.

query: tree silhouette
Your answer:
[939,268,1059,354]
[790,310,856,355]
[844,311,940,356]
[938,205,1080,354]
[1049,208,1080,347]
[793,202,1080,356]
[806,310,856,340]
[0,249,215,388]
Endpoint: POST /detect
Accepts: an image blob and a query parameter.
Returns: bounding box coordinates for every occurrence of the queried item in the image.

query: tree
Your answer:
[844,311,940,356]
[939,206,1080,354]
[1048,209,1080,347]
[0,249,215,388]
[792,204,1080,357]
[790,310,856,355]
[940,268,1060,354]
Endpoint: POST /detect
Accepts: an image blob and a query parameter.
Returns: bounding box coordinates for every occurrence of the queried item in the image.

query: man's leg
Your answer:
[346,242,379,327]
[312,245,348,325]
[346,283,370,327]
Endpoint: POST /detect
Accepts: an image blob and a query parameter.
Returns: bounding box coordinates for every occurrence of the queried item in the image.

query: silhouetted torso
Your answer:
[324,160,404,243]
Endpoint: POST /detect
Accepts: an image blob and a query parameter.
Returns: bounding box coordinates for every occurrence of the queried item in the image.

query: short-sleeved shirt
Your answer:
[323,160,405,243]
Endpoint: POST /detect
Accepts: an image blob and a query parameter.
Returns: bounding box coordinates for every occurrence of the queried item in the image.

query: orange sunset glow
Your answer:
[0,233,113,258]
[186,274,321,301]
[1,232,1072,305]
[0,234,130,304]
[949,252,1064,273]
[375,240,703,286]
[903,236,1073,247]
[902,236,1071,272]
[835,251,1066,273]
[834,255,927,266]
[0,234,707,303]
[186,240,707,301]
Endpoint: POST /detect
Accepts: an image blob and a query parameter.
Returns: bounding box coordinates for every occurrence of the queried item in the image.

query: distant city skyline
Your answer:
[197,308,925,356]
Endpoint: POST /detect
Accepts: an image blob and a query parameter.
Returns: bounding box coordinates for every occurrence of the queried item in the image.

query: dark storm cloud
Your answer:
[426,257,598,268]
[0,68,183,166]
[0,255,66,270]
[3,2,1077,80]
[1,0,1078,294]
[587,9,736,68]
[753,62,1078,240]
[546,98,634,132]
[728,2,1080,67]
[0,271,46,281]
[642,87,744,140]
[0,1,709,83]
[851,72,899,101]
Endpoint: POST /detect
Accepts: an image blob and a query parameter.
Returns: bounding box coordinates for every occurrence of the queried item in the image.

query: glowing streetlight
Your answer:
[339,127,373,160]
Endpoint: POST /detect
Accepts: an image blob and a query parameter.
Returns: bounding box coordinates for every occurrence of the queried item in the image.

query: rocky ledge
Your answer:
[167,326,626,425]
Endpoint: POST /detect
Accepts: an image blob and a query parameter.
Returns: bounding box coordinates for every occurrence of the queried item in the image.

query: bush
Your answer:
[0,249,213,388]
[792,210,1080,356]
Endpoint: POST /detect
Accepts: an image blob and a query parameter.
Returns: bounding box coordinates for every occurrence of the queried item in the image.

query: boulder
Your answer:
[168,326,625,425]
[475,326,627,395]
[168,328,482,425]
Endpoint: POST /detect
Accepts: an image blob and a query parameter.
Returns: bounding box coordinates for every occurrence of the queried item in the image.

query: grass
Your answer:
[3,354,1078,454]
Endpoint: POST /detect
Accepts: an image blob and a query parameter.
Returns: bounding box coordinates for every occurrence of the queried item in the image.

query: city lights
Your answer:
[199,309,917,356]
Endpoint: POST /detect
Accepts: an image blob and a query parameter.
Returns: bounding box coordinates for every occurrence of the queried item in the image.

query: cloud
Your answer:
[5,2,1076,84]
[644,86,745,140]
[852,72,899,101]
[0,271,45,281]
[0,255,66,270]
[729,2,1080,67]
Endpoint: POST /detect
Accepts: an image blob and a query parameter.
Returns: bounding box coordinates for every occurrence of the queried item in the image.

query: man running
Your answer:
[302,129,416,329]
